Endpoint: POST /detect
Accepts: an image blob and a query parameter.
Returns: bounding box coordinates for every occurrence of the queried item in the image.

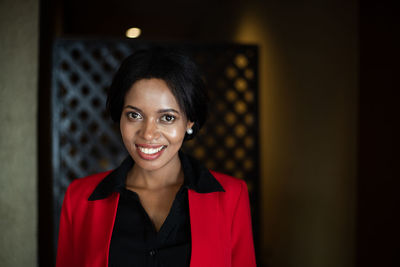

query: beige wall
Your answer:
[232,1,358,266]
[0,0,39,266]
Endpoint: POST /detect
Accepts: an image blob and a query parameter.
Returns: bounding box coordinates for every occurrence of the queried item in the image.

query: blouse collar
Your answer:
[89,151,224,201]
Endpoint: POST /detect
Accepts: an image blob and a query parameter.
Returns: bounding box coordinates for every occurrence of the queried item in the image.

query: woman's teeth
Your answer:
[138,146,165,155]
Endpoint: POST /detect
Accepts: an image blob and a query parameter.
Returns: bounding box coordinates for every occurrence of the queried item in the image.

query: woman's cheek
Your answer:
[163,127,184,143]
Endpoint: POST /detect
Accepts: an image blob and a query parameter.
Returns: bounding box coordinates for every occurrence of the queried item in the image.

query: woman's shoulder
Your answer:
[209,170,248,194]
[66,171,112,199]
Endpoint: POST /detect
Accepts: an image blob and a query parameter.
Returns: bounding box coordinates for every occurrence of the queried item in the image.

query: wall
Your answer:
[357,1,398,266]
[0,0,39,266]
[232,1,358,266]
[0,0,358,266]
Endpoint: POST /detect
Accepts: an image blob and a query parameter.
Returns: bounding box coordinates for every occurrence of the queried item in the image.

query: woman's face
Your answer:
[120,78,193,172]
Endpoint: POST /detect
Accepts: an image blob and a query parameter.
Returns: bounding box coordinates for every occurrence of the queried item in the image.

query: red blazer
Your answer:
[56,171,256,267]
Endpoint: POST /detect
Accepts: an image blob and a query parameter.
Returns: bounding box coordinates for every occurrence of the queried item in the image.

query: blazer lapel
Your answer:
[79,192,120,267]
[188,190,226,267]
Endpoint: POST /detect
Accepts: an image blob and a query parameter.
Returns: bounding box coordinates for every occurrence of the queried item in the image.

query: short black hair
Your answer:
[106,47,208,140]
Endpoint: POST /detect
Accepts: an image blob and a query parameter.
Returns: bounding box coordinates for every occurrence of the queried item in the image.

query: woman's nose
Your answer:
[141,119,159,140]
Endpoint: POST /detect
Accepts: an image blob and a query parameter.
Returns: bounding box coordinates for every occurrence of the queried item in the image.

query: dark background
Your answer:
[36,0,398,266]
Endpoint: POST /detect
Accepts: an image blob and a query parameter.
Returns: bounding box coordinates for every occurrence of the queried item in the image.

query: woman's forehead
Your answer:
[124,78,181,112]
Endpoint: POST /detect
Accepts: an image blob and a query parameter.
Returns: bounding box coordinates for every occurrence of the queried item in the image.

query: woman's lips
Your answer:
[135,144,166,160]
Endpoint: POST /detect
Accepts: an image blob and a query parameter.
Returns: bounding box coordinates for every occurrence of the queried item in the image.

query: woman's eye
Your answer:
[127,112,142,120]
[161,114,175,123]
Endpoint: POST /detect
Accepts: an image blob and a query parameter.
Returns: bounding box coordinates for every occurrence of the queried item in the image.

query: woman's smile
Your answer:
[135,144,167,160]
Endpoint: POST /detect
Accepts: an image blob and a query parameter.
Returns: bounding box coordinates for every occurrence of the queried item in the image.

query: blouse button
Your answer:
[149,249,156,256]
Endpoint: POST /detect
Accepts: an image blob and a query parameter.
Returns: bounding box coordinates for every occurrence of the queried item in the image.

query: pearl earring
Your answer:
[186,128,193,135]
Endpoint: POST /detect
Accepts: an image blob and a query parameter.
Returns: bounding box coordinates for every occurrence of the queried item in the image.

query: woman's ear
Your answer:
[187,121,194,130]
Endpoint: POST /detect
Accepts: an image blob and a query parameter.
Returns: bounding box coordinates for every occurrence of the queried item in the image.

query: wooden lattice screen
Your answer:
[51,39,259,249]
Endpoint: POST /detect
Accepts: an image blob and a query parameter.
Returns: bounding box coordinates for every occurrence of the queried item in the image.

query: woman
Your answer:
[56,48,256,267]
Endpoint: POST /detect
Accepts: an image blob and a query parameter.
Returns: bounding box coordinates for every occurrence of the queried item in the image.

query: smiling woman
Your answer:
[56,48,256,267]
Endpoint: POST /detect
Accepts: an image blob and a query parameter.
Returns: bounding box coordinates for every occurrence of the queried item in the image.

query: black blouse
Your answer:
[88,151,224,267]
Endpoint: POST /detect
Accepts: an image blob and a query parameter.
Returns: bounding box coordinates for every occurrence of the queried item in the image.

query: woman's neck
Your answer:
[126,156,184,190]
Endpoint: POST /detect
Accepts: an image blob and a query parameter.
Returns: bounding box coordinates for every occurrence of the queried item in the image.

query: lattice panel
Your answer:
[181,47,259,191]
[51,40,259,249]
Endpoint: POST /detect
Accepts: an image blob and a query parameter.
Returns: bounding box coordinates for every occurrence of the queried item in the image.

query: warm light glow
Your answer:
[126,27,141,38]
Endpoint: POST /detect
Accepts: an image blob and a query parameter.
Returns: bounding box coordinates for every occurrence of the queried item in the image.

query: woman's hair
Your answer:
[106,47,208,140]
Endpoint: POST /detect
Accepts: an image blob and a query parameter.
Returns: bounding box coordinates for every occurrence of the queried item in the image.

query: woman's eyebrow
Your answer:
[124,105,179,114]
[124,105,142,112]
[158,108,180,114]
